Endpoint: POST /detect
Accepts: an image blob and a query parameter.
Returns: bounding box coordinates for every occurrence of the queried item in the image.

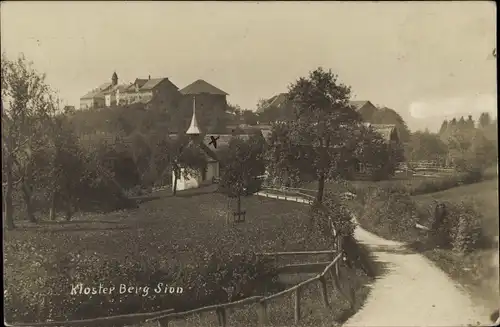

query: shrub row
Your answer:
[5,247,278,323]
[420,200,487,254]
[357,187,487,254]
[354,170,485,201]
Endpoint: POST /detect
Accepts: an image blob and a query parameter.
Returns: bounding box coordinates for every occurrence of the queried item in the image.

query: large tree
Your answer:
[219,134,266,223]
[479,112,492,128]
[266,67,364,203]
[1,53,57,228]
[407,131,448,163]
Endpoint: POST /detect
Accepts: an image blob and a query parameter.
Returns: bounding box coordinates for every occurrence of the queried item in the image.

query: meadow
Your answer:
[4,185,370,325]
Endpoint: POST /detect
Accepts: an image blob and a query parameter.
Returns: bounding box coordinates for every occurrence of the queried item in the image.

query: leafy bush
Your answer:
[431,200,486,254]
[358,188,419,242]
[5,244,277,322]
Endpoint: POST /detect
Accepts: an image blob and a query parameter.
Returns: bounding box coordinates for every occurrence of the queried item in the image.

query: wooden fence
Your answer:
[147,251,344,327]
[256,187,316,205]
[7,307,175,327]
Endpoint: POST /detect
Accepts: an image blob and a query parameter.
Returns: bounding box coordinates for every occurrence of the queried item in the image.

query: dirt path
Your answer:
[255,191,492,326]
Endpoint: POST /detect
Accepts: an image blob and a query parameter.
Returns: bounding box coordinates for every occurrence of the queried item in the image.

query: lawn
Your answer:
[4,185,371,325]
[412,179,499,238]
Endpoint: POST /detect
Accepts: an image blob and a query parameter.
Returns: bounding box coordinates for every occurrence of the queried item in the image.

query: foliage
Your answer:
[1,53,59,228]
[479,112,492,128]
[241,109,259,125]
[219,134,267,197]
[266,67,367,202]
[265,121,316,188]
[309,192,355,242]
[420,200,487,254]
[353,125,404,180]
[358,188,420,242]
[447,128,496,176]
[406,131,448,163]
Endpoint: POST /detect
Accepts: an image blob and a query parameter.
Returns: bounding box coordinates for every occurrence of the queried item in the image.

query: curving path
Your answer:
[255,191,491,327]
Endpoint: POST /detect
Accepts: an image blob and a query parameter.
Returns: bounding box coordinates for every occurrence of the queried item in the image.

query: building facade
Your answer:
[80,72,183,110]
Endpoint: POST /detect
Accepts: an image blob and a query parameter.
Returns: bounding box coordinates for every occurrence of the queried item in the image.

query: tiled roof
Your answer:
[180,79,228,96]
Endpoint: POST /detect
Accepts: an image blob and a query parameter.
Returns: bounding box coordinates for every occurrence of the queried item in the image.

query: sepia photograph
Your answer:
[2,1,498,326]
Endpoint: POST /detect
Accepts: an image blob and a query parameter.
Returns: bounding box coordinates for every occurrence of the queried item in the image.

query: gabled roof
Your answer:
[134,79,148,88]
[368,123,398,142]
[267,93,288,108]
[258,93,288,112]
[349,100,375,110]
[102,84,129,95]
[141,78,167,90]
[81,82,112,99]
[179,79,228,96]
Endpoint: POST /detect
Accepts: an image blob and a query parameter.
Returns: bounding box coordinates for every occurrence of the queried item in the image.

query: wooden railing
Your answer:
[7,307,175,327]
[148,251,344,327]
[256,187,316,204]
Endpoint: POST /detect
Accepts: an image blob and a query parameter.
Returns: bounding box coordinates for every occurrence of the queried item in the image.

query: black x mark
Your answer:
[208,136,220,149]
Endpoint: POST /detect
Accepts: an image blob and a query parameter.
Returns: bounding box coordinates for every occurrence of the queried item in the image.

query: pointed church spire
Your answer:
[186,96,201,135]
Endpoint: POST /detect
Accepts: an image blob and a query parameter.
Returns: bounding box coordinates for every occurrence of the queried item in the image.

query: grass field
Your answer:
[411,179,499,313]
[412,179,499,238]
[4,185,371,325]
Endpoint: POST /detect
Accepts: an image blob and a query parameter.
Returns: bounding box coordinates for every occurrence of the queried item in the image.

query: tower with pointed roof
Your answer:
[186,96,201,137]
[111,72,118,86]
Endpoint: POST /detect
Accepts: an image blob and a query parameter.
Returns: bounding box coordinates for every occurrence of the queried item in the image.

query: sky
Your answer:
[1,1,497,132]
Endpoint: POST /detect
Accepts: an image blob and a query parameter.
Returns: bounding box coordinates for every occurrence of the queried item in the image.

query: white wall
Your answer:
[172,168,201,191]
[105,95,111,107]
[171,162,219,191]
[206,162,219,181]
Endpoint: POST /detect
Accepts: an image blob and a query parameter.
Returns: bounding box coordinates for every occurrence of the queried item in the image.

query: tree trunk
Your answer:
[65,202,73,221]
[3,157,16,229]
[237,194,241,213]
[49,190,57,221]
[316,172,325,203]
[21,181,36,223]
[173,166,179,196]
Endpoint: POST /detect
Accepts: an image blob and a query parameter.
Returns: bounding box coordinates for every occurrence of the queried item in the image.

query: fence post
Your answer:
[216,307,227,327]
[319,276,329,308]
[157,318,170,327]
[257,301,269,326]
[293,287,301,324]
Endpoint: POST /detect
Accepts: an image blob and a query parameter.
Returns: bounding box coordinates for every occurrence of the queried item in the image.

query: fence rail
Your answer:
[257,187,316,205]
[149,252,344,327]
[7,308,175,327]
